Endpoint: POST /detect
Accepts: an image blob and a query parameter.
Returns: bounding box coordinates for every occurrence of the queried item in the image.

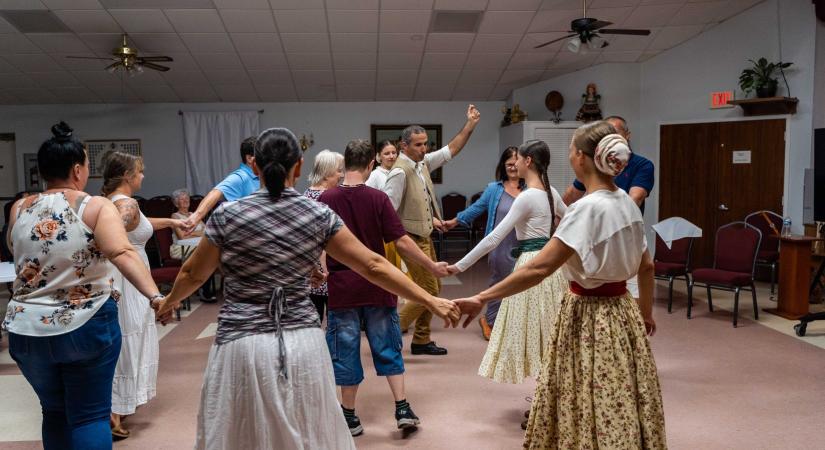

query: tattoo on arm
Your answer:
[114,198,140,231]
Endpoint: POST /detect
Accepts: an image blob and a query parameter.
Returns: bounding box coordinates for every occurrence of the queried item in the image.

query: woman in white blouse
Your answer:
[448,140,568,394]
[171,188,204,240]
[365,140,398,190]
[454,121,666,449]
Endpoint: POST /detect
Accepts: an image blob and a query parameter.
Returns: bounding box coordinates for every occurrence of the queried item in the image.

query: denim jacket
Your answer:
[456,181,506,236]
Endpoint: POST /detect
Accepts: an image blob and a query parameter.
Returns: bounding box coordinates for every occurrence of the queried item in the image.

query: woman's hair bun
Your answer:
[50,121,73,141]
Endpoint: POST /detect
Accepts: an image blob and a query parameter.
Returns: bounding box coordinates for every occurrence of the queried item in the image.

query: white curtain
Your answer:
[182,111,260,195]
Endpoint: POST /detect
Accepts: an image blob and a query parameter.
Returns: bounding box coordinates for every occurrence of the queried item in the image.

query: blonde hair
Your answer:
[572,120,617,157]
[101,151,144,196]
[308,149,343,186]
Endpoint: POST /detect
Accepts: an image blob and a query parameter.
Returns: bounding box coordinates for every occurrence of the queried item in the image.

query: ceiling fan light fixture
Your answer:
[588,35,607,50]
[106,64,118,74]
[567,37,581,53]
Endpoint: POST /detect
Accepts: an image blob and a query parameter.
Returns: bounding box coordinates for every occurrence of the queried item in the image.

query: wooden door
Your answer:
[659,119,785,268]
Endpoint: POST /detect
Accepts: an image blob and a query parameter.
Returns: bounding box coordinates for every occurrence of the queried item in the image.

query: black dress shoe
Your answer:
[410,341,447,355]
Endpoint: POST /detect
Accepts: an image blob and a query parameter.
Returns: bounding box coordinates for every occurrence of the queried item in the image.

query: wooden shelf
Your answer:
[727,97,798,116]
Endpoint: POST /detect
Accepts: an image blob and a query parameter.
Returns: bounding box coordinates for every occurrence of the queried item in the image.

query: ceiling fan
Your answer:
[533,0,651,52]
[66,34,173,74]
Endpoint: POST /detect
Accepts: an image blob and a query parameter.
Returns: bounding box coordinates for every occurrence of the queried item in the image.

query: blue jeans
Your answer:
[326,306,404,386]
[9,298,122,450]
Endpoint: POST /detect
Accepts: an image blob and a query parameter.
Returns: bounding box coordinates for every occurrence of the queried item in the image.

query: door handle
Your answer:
[718,204,729,211]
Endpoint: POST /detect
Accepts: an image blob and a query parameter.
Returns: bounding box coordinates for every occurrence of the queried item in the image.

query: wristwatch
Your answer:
[149,293,164,302]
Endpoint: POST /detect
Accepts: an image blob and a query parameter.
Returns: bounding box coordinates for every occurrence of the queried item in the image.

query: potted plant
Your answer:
[739,57,792,98]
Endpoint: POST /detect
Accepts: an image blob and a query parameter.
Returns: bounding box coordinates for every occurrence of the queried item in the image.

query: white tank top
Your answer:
[4,192,114,336]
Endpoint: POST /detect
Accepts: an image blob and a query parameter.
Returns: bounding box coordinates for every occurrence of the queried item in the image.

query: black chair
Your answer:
[469,192,487,245]
[440,193,471,255]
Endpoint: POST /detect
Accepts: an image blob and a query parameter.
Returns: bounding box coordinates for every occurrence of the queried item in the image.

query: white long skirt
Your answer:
[111,272,159,415]
[195,328,356,450]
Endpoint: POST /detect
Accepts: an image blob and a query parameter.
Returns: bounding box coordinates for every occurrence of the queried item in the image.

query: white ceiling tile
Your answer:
[378,52,422,68]
[129,33,189,53]
[597,50,643,63]
[335,69,375,84]
[130,84,179,102]
[192,52,242,70]
[4,53,60,71]
[0,16,16,33]
[280,33,330,53]
[231,33,282,53]
[414,84,455,100]
[471,34,522,53]
[76,33,121,55]
[204,69,250,85]
[295,84,336,100]
[27,33,91,53]
[421,52,466,69]
[159,52,199,70]
[285,52,331,69]
[43,0,103,9]
[478,11,535,34]
[487,0,542,10]
[0,56,16,72]
[213,0,270,8]
[180,33,235,52]
[162,69,209,85]
[333,51,377,69]
[417,69,459,85]
[452,84,494,100]
[0,72,37,88]
[488,83,515,100]
[6,87,58,104]
[164,9,225,33]
[582,6,635,26]
[0,34,42,54]
[269,0,324,8]
[539,0,586,9]
[273,10,328,33]
[53,10,122,33]
[247,69,291,84]
[326,0,378,8]
[213,84,259,102]
[669,1,730,26]
[591,0,639,7]
[379,33,425,53]
[621,3,681,28]
[425,33,474,52]
[647,25,703,50]
[109,9,174,33]
[499,69,541,84]
[380,10,430,33]
[28,71,82,87]
[528,9,582,33]
[122,68,167,85]
[548,51,598,69]
[72,69,124,86]
[255,84,297,101]
[239,52,288,70]
[328,10,379,33]
[50,86,101,102]
[99,0,215,6]
[380,0,433,9]
[464,52,511,69]
[458,68,501,84]
[725,0,765,16]
[507,52,551,69]
[0,0,46,9]
[290,69,334,84]
[375,84,414,100]
[330,33,376,53]
[336,84,374,100]
[600,31,658,51]
[518,33,566,52]
[377,69,417,84]
[172,84,219,102]
[220,9,277,33]
[637,50,660,62]
[433,0,487,9]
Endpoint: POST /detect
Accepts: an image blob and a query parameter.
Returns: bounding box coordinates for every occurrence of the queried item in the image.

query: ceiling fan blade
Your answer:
[104,62,121,71]
[140,62,170,72]
[534,33,577,49]
[587,20,613,31]
[66,56,117,60]
[139,56,173,62]
[599,29,651,36]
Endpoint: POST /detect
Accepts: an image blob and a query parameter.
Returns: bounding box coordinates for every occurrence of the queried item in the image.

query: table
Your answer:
[176,237,201,261]
[764,235,824,320]
[0,262,15,283]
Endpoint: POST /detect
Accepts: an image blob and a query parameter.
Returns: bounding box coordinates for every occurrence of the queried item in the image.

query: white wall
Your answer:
[0,101,503,201]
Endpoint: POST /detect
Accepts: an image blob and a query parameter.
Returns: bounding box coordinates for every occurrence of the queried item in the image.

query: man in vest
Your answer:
[382,104,481,355]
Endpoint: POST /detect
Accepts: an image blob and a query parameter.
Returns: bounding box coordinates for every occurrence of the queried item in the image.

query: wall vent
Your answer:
[0,10,71,33]
[430,10,483,33]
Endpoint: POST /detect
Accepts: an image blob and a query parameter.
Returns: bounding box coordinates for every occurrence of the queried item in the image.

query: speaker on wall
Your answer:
[815,128,825,221]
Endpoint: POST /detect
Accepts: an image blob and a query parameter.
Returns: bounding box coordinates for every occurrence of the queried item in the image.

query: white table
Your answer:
[0,262,15,283]
[176,237,202,261]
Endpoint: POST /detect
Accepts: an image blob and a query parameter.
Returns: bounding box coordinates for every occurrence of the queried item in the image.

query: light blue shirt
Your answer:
[214,163,259,202]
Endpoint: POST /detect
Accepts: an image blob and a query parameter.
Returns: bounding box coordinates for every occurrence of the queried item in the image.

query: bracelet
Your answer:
[149,293,164,302]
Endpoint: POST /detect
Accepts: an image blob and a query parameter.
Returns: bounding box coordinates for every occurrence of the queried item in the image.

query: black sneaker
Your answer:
[344,413,363,436]
[395,405,420,429]
[410,341,447,355]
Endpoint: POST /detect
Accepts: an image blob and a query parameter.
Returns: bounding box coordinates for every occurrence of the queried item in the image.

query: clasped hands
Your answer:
[428,294,485,329]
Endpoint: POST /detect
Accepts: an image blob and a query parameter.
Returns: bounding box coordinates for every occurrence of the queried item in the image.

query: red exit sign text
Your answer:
[710,91,734,109]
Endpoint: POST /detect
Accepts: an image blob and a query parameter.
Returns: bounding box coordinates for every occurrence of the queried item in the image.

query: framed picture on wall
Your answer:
[84,139,142,178]
[23,153,43,192]
[370,124,443,183]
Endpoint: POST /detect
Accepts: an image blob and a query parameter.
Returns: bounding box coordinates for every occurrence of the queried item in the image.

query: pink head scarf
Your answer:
[594,133,630,176]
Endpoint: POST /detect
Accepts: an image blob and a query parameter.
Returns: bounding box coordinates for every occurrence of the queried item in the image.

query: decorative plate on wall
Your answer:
[85,139,141,178]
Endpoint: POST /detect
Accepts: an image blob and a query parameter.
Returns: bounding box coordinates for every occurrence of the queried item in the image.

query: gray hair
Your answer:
[307,149,344,186]
[604,115,628,133]
[171,188,190,207]
[400,125,426,146]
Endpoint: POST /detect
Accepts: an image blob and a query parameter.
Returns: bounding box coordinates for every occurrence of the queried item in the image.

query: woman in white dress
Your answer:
[448,140,567,390]
[101,151,184,439]
[365,140,399,190]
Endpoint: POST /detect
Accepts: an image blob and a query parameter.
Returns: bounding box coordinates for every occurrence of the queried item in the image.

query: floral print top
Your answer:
[3,193,115,337]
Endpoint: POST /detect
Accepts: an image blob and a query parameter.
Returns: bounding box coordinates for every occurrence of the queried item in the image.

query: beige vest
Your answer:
[393,155,442,238]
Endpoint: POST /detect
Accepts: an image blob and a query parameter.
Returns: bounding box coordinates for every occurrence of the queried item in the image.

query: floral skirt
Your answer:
[477,250,566,384]
[523,292,667,449]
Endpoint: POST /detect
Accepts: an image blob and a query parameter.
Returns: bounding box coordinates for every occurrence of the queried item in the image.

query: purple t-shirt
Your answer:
[319,185,407,309]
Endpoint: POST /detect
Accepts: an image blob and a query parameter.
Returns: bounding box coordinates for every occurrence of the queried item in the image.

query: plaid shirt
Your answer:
[205,188,343,345]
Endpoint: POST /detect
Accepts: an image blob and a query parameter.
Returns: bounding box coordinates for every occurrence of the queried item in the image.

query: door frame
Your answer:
[656,115,791,223]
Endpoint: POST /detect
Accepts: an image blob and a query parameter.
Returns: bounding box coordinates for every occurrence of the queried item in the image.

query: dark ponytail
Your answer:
[38,121,87,182]
[255,128,301,199]
[518,140,556,235]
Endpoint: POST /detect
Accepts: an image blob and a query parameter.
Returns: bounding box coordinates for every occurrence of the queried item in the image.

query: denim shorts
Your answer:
[325,306,404,386]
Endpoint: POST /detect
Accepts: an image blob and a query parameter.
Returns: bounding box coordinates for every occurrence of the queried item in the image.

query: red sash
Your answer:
[569,281,627,297]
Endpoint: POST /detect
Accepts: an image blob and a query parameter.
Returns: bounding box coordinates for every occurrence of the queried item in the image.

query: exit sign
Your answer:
[710,91,734,109]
